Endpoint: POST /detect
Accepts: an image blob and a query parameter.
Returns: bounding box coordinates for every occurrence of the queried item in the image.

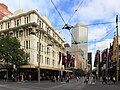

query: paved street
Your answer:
[83,80,120,90]
[0,78,120,90]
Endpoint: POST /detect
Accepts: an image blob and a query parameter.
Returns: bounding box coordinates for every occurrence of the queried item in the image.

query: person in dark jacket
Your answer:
[102,76,107,84]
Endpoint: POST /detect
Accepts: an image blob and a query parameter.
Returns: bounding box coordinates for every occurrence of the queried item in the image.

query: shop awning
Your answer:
[37,66,61,70]
[17,65,73,72]
[17,65,36,68]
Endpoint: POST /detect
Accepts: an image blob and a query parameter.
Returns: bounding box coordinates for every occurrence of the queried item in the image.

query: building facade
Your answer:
[0,9,65,77]
[0,3,12,20]
[112,35,120,80]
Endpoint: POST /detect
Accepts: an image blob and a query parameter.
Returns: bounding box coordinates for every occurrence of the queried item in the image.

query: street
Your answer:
[0,78,120,90]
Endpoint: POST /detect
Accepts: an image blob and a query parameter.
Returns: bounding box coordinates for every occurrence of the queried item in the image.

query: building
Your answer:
[0,3,12,20]
[0,8,65,79]
[112,34,120,80]
[71,23,88,72]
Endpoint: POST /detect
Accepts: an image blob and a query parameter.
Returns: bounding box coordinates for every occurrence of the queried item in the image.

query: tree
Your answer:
[0,35,29,66]
[74,69,85,77]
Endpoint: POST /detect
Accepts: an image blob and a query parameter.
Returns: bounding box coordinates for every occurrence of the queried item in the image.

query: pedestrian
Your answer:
[102,76,107,84]
[113,76,116,84]
[28,74,31,81]
[54,76,56,82]
[4,74,7,81]
[11,74,15,82]
[76,76,79,81]
[84,76,88,83]
[107,76,111,85]
[91,75,96,84]
[66,76,69,83]
[57,75,60,81]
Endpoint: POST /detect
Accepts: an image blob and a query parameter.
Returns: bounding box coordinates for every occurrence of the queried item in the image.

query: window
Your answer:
[17,20,19,26]
[39,21,41,28]
[24,17,26,24]
[42,23,43,28]
[8,22,10,29]
[37,42,39,50]
[48,29,50,34]
[26,40,28,49]
[37,54,38,62]
[40,55,41,63]
[16,31,18,38]
[27,17,29,23]
[53,33,55,38]
[14,21,16,27]
[52,59,55,66]
[29,40,30,49]
[1,24,3,29]
[47,58,49,65]
[40,45,43,52]
[52,51,55,57]
[40,43,42,51]
[47,47,50,55]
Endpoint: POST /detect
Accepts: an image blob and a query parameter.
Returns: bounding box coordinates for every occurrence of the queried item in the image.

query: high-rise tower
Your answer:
[71,23,88,71]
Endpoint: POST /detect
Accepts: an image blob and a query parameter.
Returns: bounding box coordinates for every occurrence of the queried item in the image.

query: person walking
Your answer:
[113,76,116,84]
[76,76,79,81]
[4,74,7,81]
[102,76,107,84]
[11,74,15,82]
[66,76,69,83]
[28,74,31,81]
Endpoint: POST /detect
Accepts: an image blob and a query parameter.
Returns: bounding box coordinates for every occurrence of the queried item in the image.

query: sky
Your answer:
[1,0,120,67]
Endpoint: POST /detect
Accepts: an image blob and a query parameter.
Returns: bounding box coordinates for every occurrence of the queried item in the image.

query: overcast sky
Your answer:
[1,0,120,67]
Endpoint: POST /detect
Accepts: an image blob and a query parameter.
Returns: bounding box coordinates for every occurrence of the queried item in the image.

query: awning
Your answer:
[17,65,60,70]
[63,69,73,72]
[17,65,72,72]
[37,66,61,70]
[17,65,36,68]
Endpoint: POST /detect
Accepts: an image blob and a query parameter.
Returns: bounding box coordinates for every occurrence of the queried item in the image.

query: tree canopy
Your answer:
[74,68,85,76]
[0,35,29,66]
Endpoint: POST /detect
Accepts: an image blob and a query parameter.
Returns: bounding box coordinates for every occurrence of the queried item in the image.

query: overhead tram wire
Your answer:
[93,27,116,43]
[50,0,66,24]
[50,0,116,45]
[68,29,77,44]
[67,0,85,24]
[87,21,116,26]
[96,27,116,42]
[54,21,116,30]
[50,0,77,43]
